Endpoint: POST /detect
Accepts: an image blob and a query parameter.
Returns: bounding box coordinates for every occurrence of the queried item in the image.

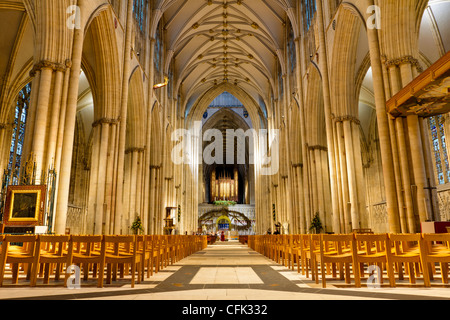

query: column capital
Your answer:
[384,55,424,73]
[30,60,68,77]
[308,145,328,152]
[92,117,120,128]
[333,115,361,125]
[125,147,145,154]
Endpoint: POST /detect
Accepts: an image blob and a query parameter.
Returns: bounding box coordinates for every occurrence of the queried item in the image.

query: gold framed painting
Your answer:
[3,185,46,226]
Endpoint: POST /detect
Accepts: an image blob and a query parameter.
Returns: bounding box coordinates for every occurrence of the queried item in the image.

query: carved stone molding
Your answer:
[385,55,424,73]
[308,145,328,152]
[125,147,145,155]
[333,115,361,125]
[92,118,120,128]
[30,60,69,77]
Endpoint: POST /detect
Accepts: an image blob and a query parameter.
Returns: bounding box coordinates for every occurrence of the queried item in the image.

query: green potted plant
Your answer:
[309,213,324,234]
[130,216,144,235]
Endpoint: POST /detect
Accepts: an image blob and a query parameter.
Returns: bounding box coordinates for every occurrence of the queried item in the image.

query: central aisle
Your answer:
[154,240,304,293]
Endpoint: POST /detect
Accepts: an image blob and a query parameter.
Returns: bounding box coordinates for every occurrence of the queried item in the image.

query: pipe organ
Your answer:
[211,168,239,202]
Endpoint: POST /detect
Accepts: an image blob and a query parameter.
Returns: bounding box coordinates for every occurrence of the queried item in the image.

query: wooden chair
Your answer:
[305,234,321,282]
[353,234,395,288]
[420,233,450,287]
[386,234,422,286]
[103,235,141,288]
[135,235,151,281]
[289,235,302,272]
[270,236,280,262]
[317,234,359,288]
[0,235,40,287]
[167,236,177,265]
[281,235,292,267]
[157,235,169,271]
[297,234,311,276]
[71,235,105,288]
[32,235,73,286]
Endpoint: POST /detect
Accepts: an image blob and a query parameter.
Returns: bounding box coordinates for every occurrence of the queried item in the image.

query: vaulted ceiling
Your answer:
[158,0,291,117]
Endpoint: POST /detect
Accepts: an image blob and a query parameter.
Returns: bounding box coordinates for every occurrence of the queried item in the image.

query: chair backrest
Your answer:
[300,234,310,250]
[71,235,103,255]
[354,234,388,255]
[388,234,421,255]
[320,234,355,256]
[421,233,450,253]
[38,235,72,256]
[104,235,137,256]
[1,235,39,261]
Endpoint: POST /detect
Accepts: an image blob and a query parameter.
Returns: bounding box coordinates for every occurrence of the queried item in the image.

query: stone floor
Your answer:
[0,240,449,301]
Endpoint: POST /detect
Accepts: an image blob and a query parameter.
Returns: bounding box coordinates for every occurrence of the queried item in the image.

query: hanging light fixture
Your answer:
[153,76,169,90]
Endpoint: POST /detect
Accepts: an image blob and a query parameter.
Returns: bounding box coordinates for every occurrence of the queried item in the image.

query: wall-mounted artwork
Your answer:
[3,185,46,226]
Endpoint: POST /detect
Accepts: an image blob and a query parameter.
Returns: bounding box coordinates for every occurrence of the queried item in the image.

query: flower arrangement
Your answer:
[213,200,237,207]
[130,216,144,235]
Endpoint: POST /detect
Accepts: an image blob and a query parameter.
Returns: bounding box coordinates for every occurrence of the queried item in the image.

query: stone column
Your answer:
[86,125,100,233]
[365,0,401,233]
[394,117,415,233]
[336,121,351,233]
[315,0,339,234]
[314,147,326,228]
[407,114,433,223]
[351,120,367,227]
[332,116,344,232]
[294,37,312,234]
[114,0,134,234]
[95,121,110,235]
[44,68,65,172]
[343,120,360,230]
[54,1,85,234]
[104,123,117,235]
[30,66,53,182]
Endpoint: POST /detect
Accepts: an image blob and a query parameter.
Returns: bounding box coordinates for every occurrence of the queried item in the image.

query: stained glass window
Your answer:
[133,0,146,32]
[287,27,296,74]
[304,0,316,31]
[154,24,162,76]
[8,83,31,185]
[429,115,450,185]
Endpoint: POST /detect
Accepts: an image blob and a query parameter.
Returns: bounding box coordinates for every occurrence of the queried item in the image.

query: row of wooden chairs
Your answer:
[248,233,450,288]
[0,234,207,288]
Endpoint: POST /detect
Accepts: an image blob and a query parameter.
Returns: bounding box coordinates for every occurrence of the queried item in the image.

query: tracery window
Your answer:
[133,0,146,32]
[429,115,450,185]
[287,27,296,74]
[154,24,163,76]
[304,0,316,31]
[8,83,31,185]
